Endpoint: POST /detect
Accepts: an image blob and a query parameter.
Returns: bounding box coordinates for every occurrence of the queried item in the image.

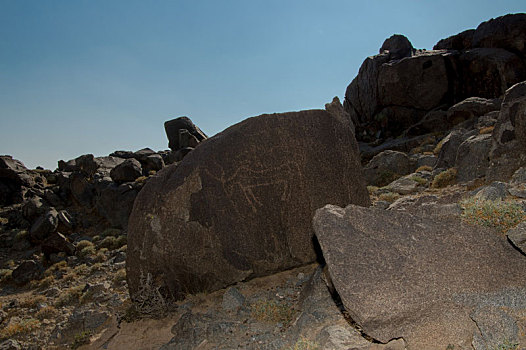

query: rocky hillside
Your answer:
[0,12,526,350]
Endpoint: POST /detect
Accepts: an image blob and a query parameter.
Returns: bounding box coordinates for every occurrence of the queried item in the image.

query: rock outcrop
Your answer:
[345,13,526,143]
[314,204,526,349]
[127,109,370,300]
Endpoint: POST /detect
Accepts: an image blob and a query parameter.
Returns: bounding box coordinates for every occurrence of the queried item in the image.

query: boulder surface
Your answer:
[127,109,370,300]
[313,204,526,349]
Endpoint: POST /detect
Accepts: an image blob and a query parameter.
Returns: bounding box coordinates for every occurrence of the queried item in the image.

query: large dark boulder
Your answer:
[434,29,475,51]
[110,158,142,183]
[164,117,207,151]
[313,204,526,349]
[379,34,414,60]
[472,13,526,58]
[0,156,34,205]
[487,81,526,181]
[345,14,526,142]
[127,109,370,300]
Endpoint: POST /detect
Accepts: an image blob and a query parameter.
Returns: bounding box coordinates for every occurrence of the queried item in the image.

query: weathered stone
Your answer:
[12,260,44,285]
[41,231,75,258]
[379,34,414,60]
[143,154,165,173]
[109,150,135,159]
[488,81,526,181]
[95,183,138,229]
[164,117,207,151]
[473,182,509,201]
[57,159,77,172]
[363,150,415,186]
[378,52,449,111]
[511,167,526,184]
[221,287,246,311]
[29,208,59,242]
[75,154,124,177]
[434,29,475,50]
[470,307,519,350]
[455,48,526,99]
[404,110,449,136]
[446,97,501,126]
[387,176,420,195]
[415,154,437,168]
[69,172,94,207]
[472,13,526,58]
[456,133,492,182]
[507,222,526,255]
[22,196,46,220]
[127,109,369,300]
[313,204,526,349]
[110,158,142,183]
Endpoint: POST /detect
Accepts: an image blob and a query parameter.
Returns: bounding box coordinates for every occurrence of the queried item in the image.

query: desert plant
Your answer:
[378,192,400,203]
[55,284,85,307]
[431,168,457,188]
[479,126,495,135]
[0,318,40,340]
[461,198,526,234]
[36,306,57,320]
[0,269,12,284]
[99,236,118,250]
[70,331,92,349]
[285,337,319,350]
[101,228,122,238]
[433,137,447,155]
[76,240,94,251]
[416,165,433,172]
[410,175,428,186]
[113,268,127,284]
[21,294,46,308]
[251,299,295,326]
[78,245,96,258]
[367,186,379,195]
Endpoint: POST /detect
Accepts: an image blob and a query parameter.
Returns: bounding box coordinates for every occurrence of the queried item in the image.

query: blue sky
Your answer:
[1,1,524,169]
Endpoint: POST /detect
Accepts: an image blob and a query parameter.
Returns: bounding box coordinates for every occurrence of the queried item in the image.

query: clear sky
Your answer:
[1,1,524,169]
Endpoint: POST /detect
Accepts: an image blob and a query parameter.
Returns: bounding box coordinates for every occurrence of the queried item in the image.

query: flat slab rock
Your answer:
[313,204,526,349]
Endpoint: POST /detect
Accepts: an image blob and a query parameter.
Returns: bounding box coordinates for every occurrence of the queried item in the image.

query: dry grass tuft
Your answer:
[251,299,295,326]
[431,168,457,188]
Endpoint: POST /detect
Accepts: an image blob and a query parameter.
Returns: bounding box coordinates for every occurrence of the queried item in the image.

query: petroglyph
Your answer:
[209,161,303,213]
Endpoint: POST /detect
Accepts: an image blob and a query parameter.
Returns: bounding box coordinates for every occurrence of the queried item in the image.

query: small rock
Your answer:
[11,260,44,285]
[507,222,526,254]
[387,176,420,195]
[110,158,142,183]
[473,182,509,201]
[143,154,165,173]
[29,208,59,241]
[222,287,246,311]
[511,167,526,185]
[41,232,75,257]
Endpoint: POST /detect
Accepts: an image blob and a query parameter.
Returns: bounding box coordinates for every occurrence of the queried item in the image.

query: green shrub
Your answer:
[410,175,428,186]
[431,168,457,188]
[461,198,526,234]
[78,246,96,258]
